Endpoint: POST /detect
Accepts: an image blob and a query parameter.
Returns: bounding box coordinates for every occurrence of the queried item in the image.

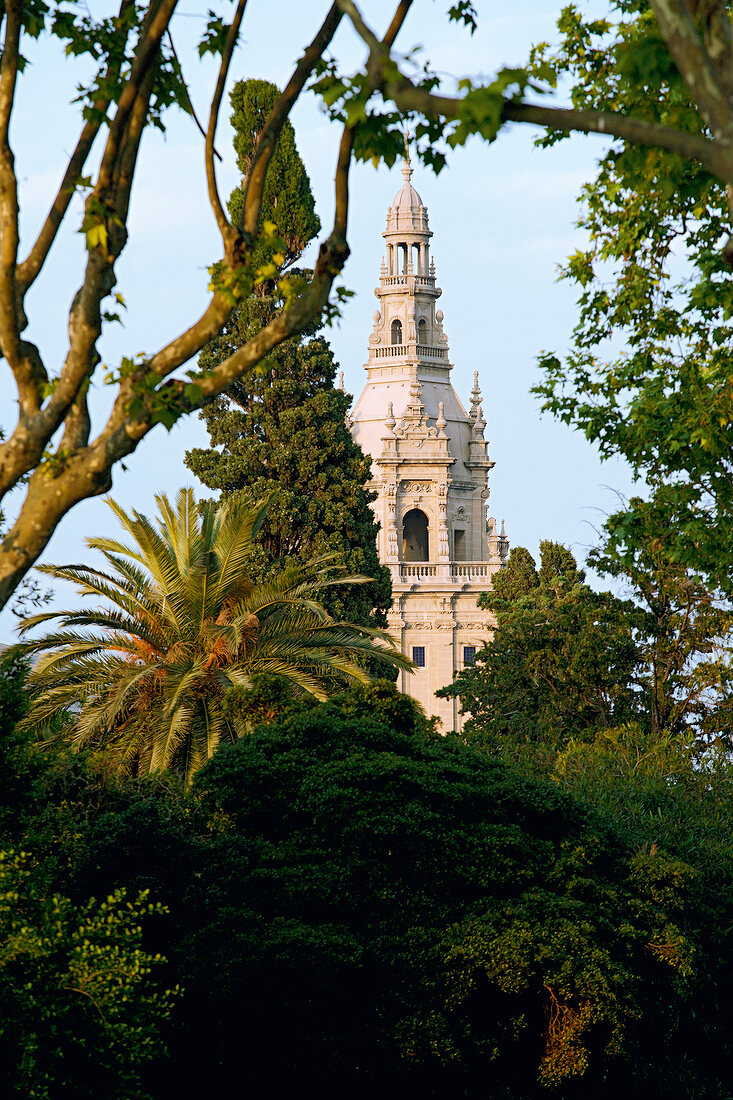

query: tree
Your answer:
[16,488,409,783]
[186,80,391,627]
[444,539,733,758]
[530,3,733,595]
[0,851,176,1100]
[224,78,320,274]
[4,1,733,610]
[441,542,643,757]
[167,683,704,1096]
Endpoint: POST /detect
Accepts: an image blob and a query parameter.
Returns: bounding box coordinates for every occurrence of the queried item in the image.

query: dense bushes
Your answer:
[2,655,730,1097]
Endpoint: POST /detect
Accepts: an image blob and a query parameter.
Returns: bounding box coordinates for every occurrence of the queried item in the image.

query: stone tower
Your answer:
[350,156,508,731]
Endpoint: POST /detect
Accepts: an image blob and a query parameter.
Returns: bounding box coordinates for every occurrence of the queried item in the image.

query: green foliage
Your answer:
[174,686,699,1094]
[16,490,409,784]
[441,542,643,756]
[3,662,732,1097]
[591,526,733,740]
[226,79,320,271]
[0,851,175,1100]
[445,537,733,758]
[531,2,733,594]
[187,318,392,626]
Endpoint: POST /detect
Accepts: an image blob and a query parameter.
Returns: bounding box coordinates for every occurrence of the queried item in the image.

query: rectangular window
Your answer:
[454,529,466,561]
[463,646,477,666]
[412,646,426,668]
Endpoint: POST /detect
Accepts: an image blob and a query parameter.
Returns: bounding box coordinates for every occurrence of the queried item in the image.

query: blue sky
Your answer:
[0,0,631,638]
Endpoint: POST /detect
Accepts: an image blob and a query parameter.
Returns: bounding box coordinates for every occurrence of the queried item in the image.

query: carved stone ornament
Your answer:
[399,480,432,494]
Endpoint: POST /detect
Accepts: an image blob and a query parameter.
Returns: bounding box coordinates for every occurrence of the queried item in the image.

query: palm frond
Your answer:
[19,488,408,784]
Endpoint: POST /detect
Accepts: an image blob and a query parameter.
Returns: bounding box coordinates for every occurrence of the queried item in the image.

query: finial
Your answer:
[385,401,396,433]
[380,256,386,275]
[436,401,447,436]
[472,403,486,439]
[470,371,482,412]
[500,519,506,538]
[337,370,344,391]
[401,128,413,184]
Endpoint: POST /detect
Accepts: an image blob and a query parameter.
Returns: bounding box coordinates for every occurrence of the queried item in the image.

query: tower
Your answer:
[350,156,509,730]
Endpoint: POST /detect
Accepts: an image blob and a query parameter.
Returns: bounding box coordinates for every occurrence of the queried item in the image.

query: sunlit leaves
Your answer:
[531,2,733,592]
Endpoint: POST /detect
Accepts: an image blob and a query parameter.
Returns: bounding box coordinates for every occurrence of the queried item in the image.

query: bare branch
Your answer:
[144,293,233,379]
[500,101,726,173]
[206,0,248,243]
[113,53,158,223]
[0,1,21,370]
[382,0,413,47]
[332,124,354,240]
[17,118,103,294]
[166,30,222,162]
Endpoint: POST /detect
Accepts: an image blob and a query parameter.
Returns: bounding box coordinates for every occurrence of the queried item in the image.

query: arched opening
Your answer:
[391,318,403,345]
[417,318,427,346]
[402,509,429,561]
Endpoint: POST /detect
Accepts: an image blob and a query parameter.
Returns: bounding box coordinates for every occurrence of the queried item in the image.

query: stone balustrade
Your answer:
[399,564,438,579]
[380,274,434,287]
[396,562,495,582]
[370,344,447,359]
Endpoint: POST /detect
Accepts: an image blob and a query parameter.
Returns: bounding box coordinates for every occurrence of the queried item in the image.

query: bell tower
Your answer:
[350,156,509,731]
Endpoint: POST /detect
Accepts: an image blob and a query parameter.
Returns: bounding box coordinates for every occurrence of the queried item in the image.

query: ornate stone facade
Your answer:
[350,158,508,730]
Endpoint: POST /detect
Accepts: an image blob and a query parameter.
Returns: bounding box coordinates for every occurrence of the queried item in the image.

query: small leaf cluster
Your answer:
[0,849,176,1099]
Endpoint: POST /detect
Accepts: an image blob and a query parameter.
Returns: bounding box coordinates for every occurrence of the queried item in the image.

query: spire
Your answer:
[401,128,412,184]
[470,371,482,417]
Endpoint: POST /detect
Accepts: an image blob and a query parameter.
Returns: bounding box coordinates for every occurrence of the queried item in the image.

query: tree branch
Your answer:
[96,0,178,198]
[500,101,726,173]
[240,3,343,243]
[649,0,733,139]
[382,0,413,47]
[0,1,21,371]
[340,0,733,181]
[17,0,136,294]
[166,29,222,162]
[206,0,248,244]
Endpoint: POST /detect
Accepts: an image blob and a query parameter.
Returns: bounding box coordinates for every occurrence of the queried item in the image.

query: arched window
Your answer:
[402,509,429,561]
[417,318,427,345]
[391,319,403,345]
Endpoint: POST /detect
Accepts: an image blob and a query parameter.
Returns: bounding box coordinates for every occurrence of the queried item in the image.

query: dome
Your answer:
[391,162,423,210]
[392,180,423,209]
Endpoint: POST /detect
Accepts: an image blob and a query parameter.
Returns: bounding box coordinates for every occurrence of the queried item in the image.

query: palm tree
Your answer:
[17,489,410,783]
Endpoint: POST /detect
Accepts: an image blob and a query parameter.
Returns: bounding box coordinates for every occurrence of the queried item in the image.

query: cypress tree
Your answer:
[186,80,391,626]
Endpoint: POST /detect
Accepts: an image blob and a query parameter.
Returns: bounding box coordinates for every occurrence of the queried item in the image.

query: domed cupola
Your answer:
[385,152,430,240]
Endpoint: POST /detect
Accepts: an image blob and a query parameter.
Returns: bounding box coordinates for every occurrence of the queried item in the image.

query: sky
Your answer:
[0,0,632,640]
